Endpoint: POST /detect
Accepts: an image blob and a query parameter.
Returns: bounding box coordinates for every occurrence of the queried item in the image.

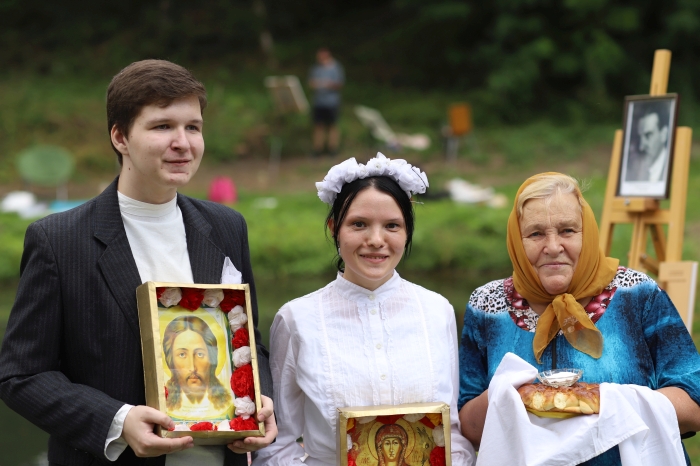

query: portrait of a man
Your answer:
[618,94,677,197]
[162,315,234,420]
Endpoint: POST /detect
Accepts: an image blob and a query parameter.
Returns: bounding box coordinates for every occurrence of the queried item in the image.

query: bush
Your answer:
[237,192,512,281]
[0,214,32,283]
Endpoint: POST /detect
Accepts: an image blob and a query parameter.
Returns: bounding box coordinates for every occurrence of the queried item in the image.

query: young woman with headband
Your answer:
[253,153,475,465]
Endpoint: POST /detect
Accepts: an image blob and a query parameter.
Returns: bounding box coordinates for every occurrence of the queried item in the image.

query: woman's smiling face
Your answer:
[331,187,407,291]
[519,193,583,295]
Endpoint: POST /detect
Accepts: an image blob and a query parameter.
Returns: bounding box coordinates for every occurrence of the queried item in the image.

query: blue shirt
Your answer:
[459,268,700,465]
[309,60,344,108]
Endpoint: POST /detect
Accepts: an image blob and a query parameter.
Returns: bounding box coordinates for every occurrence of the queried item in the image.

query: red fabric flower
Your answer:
[419,416,436,429]
[179,288,204,311]
[429,446,446,466]
[190,421,217,431]
[229,417,258,431]
[232,328,250,349]
[220,289,246,313]
[156,287,165,299]
[377,415,403,425]
[231,364,255,399]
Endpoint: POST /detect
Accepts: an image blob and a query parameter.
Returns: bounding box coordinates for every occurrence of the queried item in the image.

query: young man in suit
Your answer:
[0,59,277,465]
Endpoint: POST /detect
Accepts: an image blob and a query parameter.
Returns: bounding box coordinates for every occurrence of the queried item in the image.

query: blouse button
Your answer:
[370,308,377,315]
[369,294,375,301]
[380,374,387,380]
[376,343,382,349]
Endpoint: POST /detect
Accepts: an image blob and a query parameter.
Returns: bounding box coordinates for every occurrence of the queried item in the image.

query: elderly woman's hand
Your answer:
[657,387,700,434]
[459,389,488,448]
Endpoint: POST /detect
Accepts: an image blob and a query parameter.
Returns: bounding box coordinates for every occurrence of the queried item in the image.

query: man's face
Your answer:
[172,329,211,401]
[317,49,332,65]
[112,95,204,204]
[637,113,668,160]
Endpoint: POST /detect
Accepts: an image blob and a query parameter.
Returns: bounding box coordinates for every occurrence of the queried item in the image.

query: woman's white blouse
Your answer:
[253,272,475,466]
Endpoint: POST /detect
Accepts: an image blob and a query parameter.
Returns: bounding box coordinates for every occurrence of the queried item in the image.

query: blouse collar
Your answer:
[332,271,401,304]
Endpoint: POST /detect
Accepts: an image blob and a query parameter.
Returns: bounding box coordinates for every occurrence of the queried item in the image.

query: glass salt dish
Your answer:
[537,368,583,388]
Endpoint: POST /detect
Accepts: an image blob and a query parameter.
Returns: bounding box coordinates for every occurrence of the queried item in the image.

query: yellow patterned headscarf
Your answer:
[506,173,619,364]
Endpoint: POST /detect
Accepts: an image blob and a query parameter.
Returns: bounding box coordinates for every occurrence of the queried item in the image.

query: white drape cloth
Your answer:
[477,353,685,466]
[252,272,475,465]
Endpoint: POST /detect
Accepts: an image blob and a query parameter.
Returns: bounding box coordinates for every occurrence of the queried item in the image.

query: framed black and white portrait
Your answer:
[617,94,678,198]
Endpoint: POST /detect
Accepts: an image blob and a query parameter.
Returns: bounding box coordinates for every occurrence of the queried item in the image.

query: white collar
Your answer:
[118,191,178,218]
[332,271,401,304]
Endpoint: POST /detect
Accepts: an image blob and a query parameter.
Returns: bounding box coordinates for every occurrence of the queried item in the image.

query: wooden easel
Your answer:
[599,49,697,332]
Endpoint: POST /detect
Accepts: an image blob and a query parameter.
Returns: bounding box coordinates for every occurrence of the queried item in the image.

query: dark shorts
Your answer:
[312,106,340,125]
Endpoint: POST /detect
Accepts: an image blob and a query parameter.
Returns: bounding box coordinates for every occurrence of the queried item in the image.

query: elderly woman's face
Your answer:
[519,193,583,295]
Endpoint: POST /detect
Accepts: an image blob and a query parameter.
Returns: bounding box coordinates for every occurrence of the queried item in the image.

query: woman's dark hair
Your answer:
[325,176,415,273]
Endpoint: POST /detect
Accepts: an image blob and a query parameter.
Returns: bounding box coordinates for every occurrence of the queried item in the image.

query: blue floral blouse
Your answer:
[459,267,700,465]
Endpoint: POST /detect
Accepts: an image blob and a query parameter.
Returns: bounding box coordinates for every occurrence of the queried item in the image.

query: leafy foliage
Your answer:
[4,1,700,124]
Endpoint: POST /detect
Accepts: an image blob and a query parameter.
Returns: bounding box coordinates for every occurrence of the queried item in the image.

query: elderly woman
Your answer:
[458,172,700,464]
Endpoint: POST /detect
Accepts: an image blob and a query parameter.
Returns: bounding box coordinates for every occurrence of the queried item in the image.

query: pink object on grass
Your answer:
[208,176,237,204]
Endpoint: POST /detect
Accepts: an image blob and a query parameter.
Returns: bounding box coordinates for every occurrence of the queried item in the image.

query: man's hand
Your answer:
[228,395,278,454]
[122,405,194,457]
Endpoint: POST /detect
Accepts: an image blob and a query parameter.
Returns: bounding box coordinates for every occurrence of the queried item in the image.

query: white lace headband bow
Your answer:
[315,152,429,205]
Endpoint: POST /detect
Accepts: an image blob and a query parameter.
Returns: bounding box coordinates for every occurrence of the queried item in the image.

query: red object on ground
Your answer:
[208,176,237,204]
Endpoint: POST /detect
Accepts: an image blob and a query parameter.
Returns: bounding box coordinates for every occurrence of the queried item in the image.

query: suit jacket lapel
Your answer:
[178,194,226,284]
[94,179,143,340]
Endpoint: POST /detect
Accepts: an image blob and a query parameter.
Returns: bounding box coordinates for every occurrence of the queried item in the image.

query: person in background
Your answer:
[253,153,475,465]
[309,47,344,157]
[0,59,277,466]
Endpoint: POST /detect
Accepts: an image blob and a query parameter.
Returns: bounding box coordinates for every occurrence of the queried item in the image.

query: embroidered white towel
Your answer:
[476,353,685,466]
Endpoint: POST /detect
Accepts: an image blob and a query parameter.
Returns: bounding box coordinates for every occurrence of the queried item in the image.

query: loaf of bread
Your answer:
[517,382,600,414]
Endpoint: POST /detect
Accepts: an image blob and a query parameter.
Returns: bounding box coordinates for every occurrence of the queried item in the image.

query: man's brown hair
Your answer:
[107,59,207,165]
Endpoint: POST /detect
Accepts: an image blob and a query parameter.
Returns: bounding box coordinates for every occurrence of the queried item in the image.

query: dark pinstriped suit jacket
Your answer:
[0,179,272,466]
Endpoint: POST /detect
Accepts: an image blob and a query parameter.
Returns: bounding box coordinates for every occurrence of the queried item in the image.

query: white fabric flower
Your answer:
[234,396,256,419]
[315,158,361,204]
[202,289,224,308]
[403,413,424,423]
[217,420,231,431]
[173,423,190,431]
[159,288,182,308]
[232,346,252,368]
[432,425,445,447]
[357,416,376,424]
[316,152,429,205]
[347,434,353,452]
[228,305,248,332]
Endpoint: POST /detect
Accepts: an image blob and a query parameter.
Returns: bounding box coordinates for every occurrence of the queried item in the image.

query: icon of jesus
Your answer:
[162,315,233,420]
